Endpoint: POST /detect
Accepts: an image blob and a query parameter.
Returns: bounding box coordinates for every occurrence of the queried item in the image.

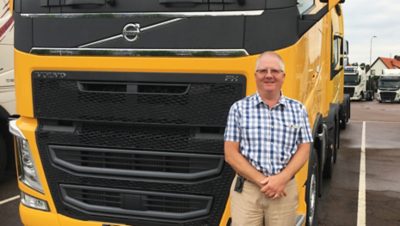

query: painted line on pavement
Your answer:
[351,120,400,124]
[357,121,366,226]
[0,195,20,205]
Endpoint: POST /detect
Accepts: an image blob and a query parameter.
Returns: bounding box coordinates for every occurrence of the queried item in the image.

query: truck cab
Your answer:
[10,0,347,226]
[344,65,373,101]
[376,69,400,103]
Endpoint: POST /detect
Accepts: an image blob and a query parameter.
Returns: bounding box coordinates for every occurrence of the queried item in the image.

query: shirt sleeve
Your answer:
[224,102,241,142]
[297,105,313,144]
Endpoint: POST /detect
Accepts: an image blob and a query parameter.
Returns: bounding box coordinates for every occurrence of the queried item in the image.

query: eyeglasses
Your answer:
[256,68,284,76]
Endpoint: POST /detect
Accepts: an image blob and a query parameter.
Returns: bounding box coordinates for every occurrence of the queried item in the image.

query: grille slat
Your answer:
[71,152,214,165]
[61,185,213,219]
[49,145,224,180]
[80,197,121,205]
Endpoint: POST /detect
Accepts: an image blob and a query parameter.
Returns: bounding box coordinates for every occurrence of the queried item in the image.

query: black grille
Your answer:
[40,123,223,154]
[32,71,245,126]
[344,87,355,97]
[380,92,396,101]
[60,185,212,220]
[34,71,243,225]
[49,145,224,180]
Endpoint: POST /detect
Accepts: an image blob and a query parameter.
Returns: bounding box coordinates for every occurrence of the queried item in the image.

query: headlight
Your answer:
[9,120,43,193]
[20,192,49,211]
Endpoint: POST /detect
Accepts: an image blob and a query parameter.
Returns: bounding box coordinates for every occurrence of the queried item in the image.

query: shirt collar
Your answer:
[254,92,287,108]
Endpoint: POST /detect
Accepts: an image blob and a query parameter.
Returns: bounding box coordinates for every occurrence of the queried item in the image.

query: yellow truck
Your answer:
[0,0,15,181]
[10,0,349,225]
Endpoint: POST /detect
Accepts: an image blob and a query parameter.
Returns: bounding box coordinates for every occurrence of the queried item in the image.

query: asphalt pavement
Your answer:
[318,100,400,226]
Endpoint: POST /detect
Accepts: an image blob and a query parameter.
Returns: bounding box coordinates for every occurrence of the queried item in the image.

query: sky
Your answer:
[343,0,400,65]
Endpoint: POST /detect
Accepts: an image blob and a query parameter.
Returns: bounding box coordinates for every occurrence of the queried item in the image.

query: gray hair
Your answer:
[255,51,285,73]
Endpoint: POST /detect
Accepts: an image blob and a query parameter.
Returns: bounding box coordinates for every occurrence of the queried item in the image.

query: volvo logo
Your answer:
[122,23,141,42]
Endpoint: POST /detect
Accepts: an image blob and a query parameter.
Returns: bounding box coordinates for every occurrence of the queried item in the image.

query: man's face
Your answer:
[255,55,285,95]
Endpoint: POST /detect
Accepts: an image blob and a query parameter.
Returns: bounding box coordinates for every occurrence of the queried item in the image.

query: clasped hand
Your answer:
[259,174,288,199]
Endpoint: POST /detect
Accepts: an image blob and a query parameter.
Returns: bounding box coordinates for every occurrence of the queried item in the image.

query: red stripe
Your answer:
[0,16,13,40]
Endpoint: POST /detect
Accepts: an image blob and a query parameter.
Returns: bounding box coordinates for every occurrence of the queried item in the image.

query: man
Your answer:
[224,51,313,226]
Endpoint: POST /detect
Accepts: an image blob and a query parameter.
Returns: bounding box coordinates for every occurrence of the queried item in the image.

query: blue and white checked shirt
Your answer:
[224,93,313,176]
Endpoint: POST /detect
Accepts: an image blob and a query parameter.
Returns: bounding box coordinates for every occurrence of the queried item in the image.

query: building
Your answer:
[368,56,400,76]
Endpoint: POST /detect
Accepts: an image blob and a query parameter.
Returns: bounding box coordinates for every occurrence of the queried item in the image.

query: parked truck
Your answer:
[376,69,400,103]
[344,65,374,101]
[10,0,349,226]
[0,0,15,181]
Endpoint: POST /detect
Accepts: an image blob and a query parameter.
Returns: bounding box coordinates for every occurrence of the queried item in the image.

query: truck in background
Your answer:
[0,0,15,180]
[376,69,400,103]
[344,65,374,101]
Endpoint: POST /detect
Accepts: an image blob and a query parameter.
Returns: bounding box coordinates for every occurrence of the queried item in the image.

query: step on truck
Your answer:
[10,0,349,226]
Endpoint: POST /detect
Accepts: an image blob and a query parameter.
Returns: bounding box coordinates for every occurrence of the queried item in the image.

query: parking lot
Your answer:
[1,100,400,226]
[318,100,400,226]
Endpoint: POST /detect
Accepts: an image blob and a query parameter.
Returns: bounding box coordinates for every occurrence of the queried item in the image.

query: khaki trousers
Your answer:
[230,176,298,226]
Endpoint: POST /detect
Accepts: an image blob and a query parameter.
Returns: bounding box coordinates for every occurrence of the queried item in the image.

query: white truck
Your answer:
[344,65,374,101]
[0,0,15,180]
[376,69,400,103]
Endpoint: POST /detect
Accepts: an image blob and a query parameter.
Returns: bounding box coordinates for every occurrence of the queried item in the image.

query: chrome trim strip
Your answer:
[79,18,184,48]
[30,48,249,57]
[79,34,122,48]
[141,18,184,32]
[21,10,264,19]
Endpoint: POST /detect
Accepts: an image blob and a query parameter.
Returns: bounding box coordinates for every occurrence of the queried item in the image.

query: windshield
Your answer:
[379,79,400,89]
[344,74,360,85]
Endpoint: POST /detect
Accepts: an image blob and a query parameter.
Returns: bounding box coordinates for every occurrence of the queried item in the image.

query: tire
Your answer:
[306,149,319,226]
[323,143,334,179]
[340,96,350,129]
[0,136,7,182]
[347,97,351,122]
[333,119,340,163]
[324,115,337,179]
[368,92,374,101]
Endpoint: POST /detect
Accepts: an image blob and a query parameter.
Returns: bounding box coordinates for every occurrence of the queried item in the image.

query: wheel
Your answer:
[340,96,350,129]
[0,136,7,181]
[333,119,340,163]
[324,117,337,179]
[347,97,351,122]
[323,144,334,179]
[306,149,319,226]
[368,92,374,101]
